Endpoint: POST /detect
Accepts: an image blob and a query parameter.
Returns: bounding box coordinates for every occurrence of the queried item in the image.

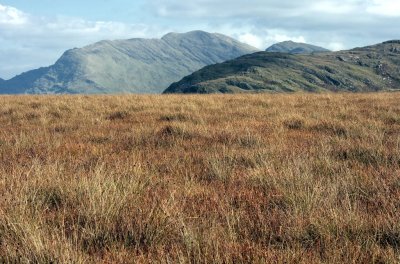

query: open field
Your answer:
[1,93,400,263]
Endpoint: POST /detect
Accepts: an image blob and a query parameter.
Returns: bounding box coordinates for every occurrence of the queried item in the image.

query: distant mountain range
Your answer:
[266,41,330,54]
[0,31,258,94]
[164,40,400,94]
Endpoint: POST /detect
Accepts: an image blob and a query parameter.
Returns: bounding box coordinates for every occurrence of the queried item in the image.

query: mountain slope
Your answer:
[164,40,400,94]
[266,41,330,54]
[0,31,258,94]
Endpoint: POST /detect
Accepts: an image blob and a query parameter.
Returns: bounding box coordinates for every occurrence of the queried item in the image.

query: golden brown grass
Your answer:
[1,93,400,263]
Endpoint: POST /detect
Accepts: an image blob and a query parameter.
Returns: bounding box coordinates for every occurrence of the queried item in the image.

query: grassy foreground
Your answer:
[0,93,399,263]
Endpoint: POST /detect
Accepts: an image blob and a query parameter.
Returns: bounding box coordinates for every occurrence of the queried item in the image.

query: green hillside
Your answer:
[164,40,400,94]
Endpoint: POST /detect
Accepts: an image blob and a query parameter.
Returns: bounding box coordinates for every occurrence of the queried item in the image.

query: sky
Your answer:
[0,0,399,79]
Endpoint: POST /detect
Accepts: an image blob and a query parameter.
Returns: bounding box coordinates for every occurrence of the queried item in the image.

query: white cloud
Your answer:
[148,0,400,19]
[149,0,366,18]
[327,42,345,51]
[216,25,308,50]
[238,33,264,49]
[367,0,400,16]
[0,4,28,25]
[311,1,358,14]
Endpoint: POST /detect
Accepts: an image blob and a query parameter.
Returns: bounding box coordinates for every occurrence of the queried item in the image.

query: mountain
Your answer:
[0,31,258,94]
[266,41,330,54]
[164,40,400,94]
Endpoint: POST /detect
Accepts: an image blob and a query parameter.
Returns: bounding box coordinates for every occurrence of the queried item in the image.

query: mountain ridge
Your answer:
[0,31,258,94]
[163,40,400,94]
[266,40,330,54]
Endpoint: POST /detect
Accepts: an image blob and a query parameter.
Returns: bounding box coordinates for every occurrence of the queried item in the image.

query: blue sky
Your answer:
[1,0,148,23]
[1,0,400,79]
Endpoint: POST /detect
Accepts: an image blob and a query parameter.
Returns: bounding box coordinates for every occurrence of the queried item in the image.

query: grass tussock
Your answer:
[0,93,400,263]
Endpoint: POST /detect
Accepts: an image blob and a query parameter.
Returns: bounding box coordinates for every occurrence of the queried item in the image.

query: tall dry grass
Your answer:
[0,93,400,263]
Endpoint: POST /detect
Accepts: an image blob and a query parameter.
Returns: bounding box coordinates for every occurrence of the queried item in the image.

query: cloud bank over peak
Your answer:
[144,0,399,52]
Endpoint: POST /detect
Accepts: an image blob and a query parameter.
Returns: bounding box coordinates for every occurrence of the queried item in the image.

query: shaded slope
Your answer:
[266,41,330,54]
[164,40,400,94]
[0,31,258,94]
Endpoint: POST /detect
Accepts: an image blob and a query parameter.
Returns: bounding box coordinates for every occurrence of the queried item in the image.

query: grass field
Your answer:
[1,93,400,263]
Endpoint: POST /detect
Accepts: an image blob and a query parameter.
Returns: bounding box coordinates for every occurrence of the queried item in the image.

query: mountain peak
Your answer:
[161,31,258,55]
[0,31,257,94]
[382,40,400,44]
[162,30,213,39]
[266,41,330,54]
